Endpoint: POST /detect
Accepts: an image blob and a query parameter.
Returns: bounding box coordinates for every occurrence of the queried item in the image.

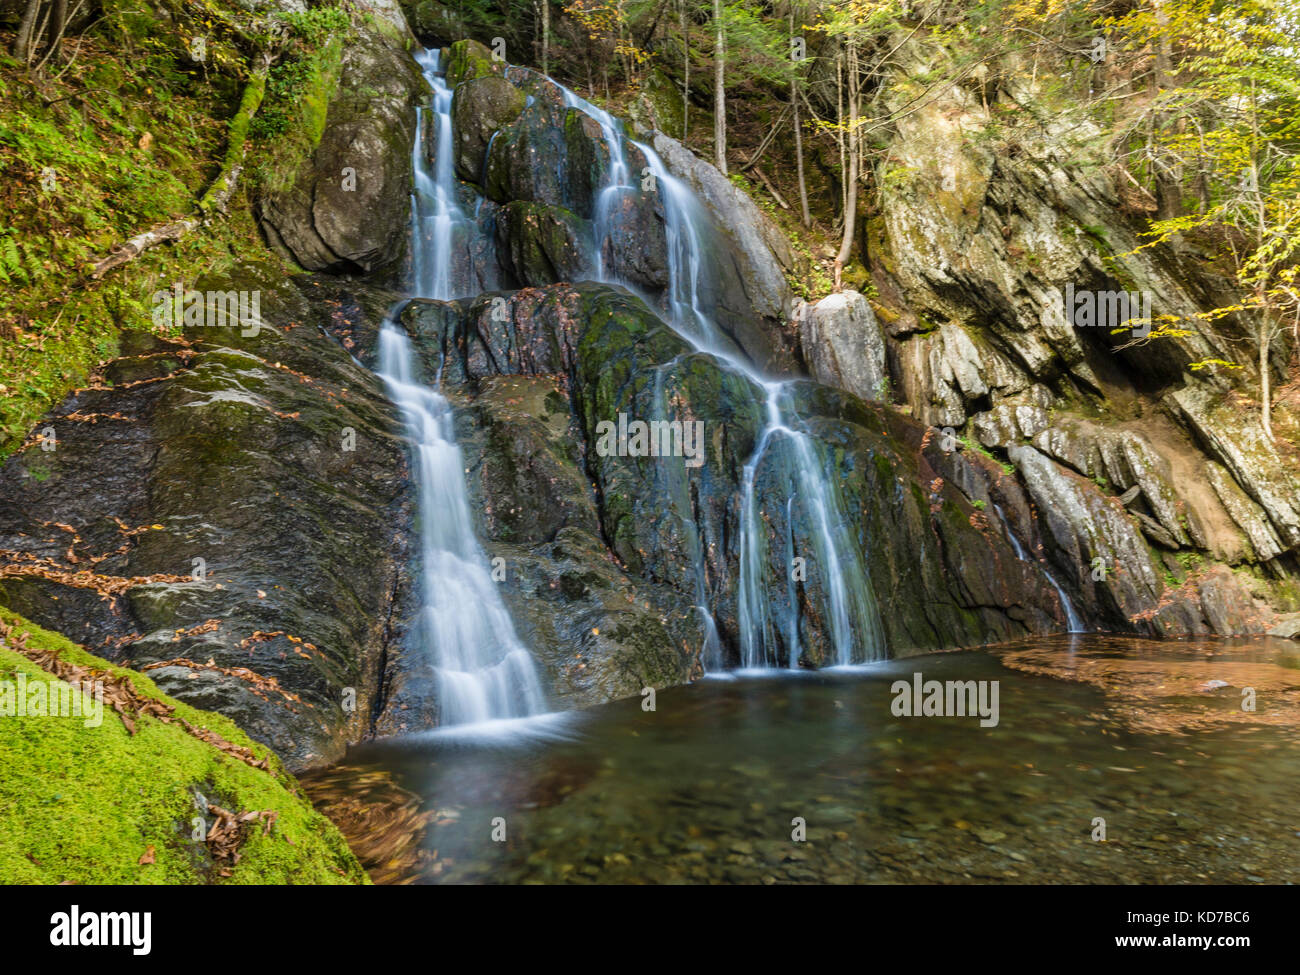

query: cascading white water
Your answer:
[562,89,631,281]
[409,49,467,301]
[557,90,887,668]
[992,502,1085,633]
[379,49,547,724]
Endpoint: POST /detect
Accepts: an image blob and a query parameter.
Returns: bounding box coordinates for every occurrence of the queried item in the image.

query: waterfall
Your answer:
[992,503,1085,633]
[409,49,466,301]
[556,93,887,668]
[378,49,547,724]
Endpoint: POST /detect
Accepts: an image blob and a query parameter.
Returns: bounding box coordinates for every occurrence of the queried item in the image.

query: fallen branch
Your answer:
[752,164,790,210]
[87,57,270,281]
[738,150,791,210]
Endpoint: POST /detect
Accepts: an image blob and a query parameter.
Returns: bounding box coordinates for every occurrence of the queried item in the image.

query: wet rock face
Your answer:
[257,22,426,276]
[393,282,1070,668]
[1030,418,1197,549]
[1008,445,1164,627]
[494,202,593,288]
[483,88,574,211]
[0,266,419,771]
[457,376,705,705]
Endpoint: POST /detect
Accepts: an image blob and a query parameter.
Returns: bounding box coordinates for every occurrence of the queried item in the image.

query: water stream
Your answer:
[992,502,1085,633]
[376,50,546,725]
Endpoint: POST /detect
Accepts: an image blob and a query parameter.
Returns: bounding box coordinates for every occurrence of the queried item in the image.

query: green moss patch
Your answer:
[0,608,367,885]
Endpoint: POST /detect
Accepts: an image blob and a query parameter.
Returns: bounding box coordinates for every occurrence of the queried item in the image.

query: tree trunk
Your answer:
[1151,0,1182,221]
[541,0,549,76]
[13,0,42,62]
[836,52,847,218]
[791,5,810,227]
[833,40,859,290]
[1260,326,1274,442]
[679,0,689,142]
[713,0,726,174]
[32,0,69,71]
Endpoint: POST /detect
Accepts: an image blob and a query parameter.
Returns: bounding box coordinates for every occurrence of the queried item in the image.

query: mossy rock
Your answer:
[443,38,501,89]
[494,201,593,286]
[0,609,368,885]
[0,265,419,771]
[629,67,686,140]
[257,20,424,276]
[403,0,463,41]
[451,75,526,183]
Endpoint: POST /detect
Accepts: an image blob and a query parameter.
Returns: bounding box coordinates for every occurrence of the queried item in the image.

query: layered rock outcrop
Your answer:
[808,41,1300,635]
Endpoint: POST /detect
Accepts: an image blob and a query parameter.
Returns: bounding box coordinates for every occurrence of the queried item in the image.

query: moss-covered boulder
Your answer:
[402,0,463,42]
[0,609,367,884]
[628,67,687,140]
[494,201,593,287]
[442,38,501,89]
[258,20,426,276]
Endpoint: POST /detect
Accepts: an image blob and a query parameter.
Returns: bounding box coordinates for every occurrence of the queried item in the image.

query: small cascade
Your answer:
[561,88,632,281]
[992,503,1085,633]
[379,49,547,724]
[409,49,471,301]
[378,331,547,723]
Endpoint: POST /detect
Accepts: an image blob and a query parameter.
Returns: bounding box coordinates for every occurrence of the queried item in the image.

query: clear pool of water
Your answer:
[302,635,1300,884]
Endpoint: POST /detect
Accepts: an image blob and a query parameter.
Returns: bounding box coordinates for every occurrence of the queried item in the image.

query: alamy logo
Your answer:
[890,672,1000,727]
[594,413,706,468]
[1060,283,1152,338]
[151,283,262,336]
[0,674,103,727]
[50,906,151,955]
